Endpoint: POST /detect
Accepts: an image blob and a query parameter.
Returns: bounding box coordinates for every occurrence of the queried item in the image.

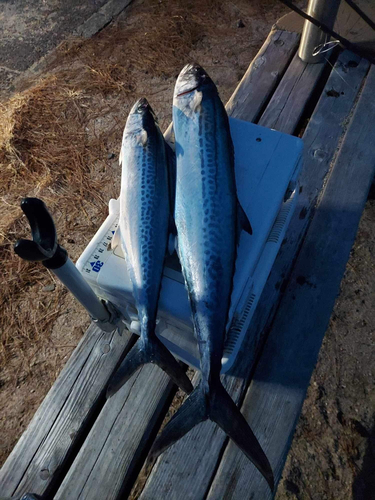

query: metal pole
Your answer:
[53,259,110,322]
[299,0,341,63]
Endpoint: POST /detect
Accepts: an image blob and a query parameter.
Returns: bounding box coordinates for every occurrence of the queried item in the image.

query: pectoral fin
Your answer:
[140,129,148,147]
[165,142,176,214]
[237,202,253,236]
[168,233,176,256]
[167,215,177,255]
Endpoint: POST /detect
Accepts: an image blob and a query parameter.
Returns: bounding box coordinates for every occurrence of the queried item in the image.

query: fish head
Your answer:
[175,63,216,96]
[124,97,158,145]
[174,63,217,112]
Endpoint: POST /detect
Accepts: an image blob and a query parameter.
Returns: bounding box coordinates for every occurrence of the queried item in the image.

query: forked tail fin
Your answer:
[211,383,274,490]
[106,336,193,398]
[150,385,208,457]
[151,382,274,491]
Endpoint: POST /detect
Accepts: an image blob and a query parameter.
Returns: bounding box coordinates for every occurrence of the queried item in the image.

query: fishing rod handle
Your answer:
[14,197,62,265]
[14,197,111,323]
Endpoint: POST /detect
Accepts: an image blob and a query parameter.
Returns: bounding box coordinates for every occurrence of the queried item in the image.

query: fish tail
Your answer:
[106,336,193,398]
[210,383,274,491]
[106,340,146,398]
[151,382,274,491]
[150,383,208,458]
[147,334,193,394]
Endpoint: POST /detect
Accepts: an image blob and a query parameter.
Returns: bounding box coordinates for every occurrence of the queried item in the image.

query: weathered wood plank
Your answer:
[259,51,326,134]
[207,62,375,499]
[55,365,174,500]
[138,43,334,500]
[50,30,300,500]
[226,29,300,121]
[231,52,370,374]
[0,323,131,497]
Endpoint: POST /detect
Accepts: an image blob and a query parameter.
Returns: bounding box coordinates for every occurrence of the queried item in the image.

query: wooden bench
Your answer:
[1,28,374,499]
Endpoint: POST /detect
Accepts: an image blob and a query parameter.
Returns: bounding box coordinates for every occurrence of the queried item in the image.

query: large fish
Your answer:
[152,65,274,490]
[107,98,193,397]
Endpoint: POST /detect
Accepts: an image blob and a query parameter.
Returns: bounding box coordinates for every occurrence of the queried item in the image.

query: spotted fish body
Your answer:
[107,98,192,397]
[119,100,169,326]
[152,65,274,490]
[173,67,238,388]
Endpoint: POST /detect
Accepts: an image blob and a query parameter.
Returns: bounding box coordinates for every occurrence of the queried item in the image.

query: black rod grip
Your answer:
[14,198,68,269]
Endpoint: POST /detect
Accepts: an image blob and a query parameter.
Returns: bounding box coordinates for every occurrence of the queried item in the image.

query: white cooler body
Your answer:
[76,117,303,373]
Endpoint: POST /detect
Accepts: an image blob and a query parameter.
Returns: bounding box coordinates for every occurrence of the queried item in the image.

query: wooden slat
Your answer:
[55,365,174,499]
[226,29,299,121]
[137,42,332,500]
[51,29,300,500]
[207,62,375,499]
[0,324,131,497]
[259,51,326,133]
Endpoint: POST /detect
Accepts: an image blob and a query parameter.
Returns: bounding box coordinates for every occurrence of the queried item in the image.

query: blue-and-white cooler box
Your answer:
[76,117,304,373]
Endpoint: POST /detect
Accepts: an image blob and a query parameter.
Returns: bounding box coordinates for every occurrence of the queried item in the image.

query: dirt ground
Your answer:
[0,0,374,498]
[276,190,375,500]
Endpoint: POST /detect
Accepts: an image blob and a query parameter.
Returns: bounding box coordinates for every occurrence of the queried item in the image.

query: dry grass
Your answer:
[0,76,109,367]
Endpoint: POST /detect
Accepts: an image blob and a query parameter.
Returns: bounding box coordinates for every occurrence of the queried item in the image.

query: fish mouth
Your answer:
[133,97,150,112]
[130,97,158,122]
[138,97,149,108]
[176,84,200,97]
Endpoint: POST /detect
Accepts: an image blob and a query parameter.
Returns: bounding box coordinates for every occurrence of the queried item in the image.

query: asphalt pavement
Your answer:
[0,0,130,93]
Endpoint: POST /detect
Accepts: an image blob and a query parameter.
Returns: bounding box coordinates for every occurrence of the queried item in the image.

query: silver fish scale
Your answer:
[121,132,169,327]
[108,99,194,398]
[151,71,274,488]
[175,96,236,349]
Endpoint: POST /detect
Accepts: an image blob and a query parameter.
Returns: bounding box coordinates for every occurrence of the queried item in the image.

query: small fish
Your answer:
[107,98,193,398]
[151,65,274,490]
